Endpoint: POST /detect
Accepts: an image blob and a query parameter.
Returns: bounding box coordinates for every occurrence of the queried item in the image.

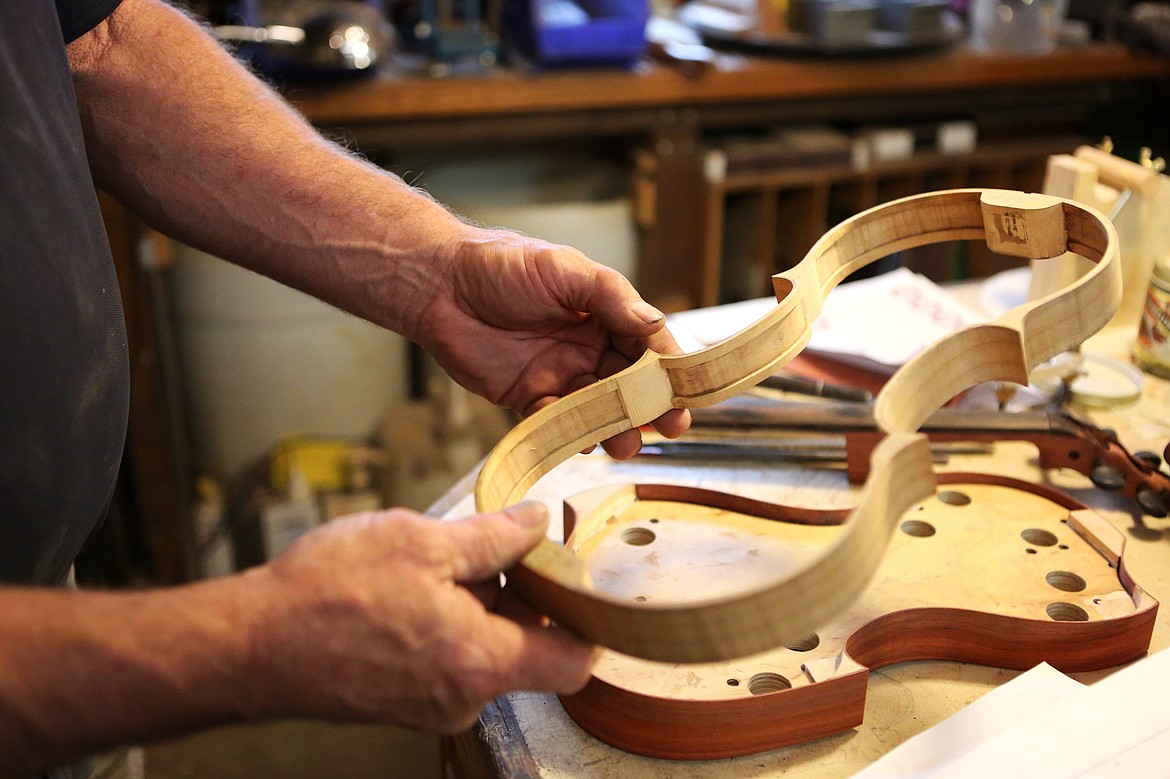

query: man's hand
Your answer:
[243,502,595,733]
[0,503,593,774]
[408,226,692,459]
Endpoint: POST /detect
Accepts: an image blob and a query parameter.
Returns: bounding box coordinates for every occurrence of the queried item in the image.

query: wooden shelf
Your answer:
[283,43,1169,311]
[288,44,1168,126]
[715,137,1081,192]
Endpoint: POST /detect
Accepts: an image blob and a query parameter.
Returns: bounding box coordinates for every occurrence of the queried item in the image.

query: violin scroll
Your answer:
[1077,422,1170,518]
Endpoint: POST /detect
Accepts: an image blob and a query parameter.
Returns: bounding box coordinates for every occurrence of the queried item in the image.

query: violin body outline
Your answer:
[475,189,1121,663]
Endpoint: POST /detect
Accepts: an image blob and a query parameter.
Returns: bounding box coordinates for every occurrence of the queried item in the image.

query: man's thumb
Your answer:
[447,502,549,583]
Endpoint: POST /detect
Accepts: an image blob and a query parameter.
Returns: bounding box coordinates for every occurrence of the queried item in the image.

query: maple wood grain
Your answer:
[475,189,1119,663]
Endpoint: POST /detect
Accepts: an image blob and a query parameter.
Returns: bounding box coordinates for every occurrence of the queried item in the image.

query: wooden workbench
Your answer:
[429,320,1170,777]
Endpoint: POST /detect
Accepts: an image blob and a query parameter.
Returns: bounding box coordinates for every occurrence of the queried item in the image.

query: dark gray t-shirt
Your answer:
[0,0,129,585]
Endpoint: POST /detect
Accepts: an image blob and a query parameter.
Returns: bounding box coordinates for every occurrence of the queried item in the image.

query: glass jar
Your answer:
[967,0,1069,54]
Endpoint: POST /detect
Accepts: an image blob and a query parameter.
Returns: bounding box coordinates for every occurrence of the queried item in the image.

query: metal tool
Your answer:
[637,437,990,463]
[689,397,1170,518]
[214,2,396,73]
[758,373,873,403]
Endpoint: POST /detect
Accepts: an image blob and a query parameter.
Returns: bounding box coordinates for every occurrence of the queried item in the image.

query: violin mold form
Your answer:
[556,476,1157,759]
[474,189,1120,663]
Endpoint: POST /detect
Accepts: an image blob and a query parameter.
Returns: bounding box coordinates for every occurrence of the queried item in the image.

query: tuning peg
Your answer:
[1134,451,1163,469]
[1139,147,1166,173]
[1137,487,1169,518]
[1090,463,1126,491]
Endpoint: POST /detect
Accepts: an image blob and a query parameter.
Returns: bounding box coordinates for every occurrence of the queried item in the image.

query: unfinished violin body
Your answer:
[475,188,1121,663]
[557,475,1158,760]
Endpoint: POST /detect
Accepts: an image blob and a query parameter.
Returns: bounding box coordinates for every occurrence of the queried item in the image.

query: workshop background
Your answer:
[86,0,1170,774]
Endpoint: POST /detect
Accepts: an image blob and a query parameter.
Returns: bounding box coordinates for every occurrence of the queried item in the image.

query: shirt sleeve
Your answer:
[55,0,124,43]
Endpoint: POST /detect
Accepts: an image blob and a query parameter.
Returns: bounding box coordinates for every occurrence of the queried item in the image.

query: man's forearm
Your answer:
[67,0,465,340]
[0,577,267,776]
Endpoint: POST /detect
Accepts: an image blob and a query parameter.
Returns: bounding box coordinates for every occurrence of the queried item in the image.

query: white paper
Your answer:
[1076,728,1170,778]
[853,648,1170,779]
[852,663,1085,779]
[666,295,777,354]
[804,268,985,369]
[933,648,1170,778]
[666,268,985,371]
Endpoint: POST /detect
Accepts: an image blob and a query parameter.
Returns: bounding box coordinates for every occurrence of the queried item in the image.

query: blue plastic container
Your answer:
[504,0,650,67]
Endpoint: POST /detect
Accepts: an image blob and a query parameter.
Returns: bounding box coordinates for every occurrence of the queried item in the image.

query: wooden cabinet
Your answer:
[676,136,1076,306]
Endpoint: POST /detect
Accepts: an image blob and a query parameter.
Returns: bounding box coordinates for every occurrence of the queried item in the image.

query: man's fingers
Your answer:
[545,251,689,364]
[487,619,598,696]
[545,251,660,335]
[650,407,691,440]
[443,503,550,584]
[599,428,643,460]
[494,584,549,628]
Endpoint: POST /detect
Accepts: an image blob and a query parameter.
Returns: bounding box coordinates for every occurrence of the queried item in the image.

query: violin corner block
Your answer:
[614,354,674,427]
[980,190,1067,259]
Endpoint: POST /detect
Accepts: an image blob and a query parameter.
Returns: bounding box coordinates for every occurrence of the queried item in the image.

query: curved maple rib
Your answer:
[876,192,1120,433]
[504,433,933,662]
[476,188,1119,663]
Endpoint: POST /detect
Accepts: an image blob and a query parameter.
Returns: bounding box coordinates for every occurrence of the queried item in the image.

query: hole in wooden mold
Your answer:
[1046,571,1087,592]
[785,633,820,652]
[748,672,792,695]
[622,527,656,546]
[634,595,648,602]
[1022,528,1058,547]
[726,678,740,687]
[900,519,936,537]
[1047,602,1089,622]
[937,490,971,506]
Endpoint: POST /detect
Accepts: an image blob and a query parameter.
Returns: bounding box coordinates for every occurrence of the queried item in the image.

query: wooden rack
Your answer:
[676,136,1080,306]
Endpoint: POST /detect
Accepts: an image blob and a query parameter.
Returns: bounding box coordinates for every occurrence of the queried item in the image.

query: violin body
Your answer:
[557,475,1158,759]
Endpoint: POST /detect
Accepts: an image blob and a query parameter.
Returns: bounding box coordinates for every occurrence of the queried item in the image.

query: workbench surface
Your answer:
[431,328,1170,778]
